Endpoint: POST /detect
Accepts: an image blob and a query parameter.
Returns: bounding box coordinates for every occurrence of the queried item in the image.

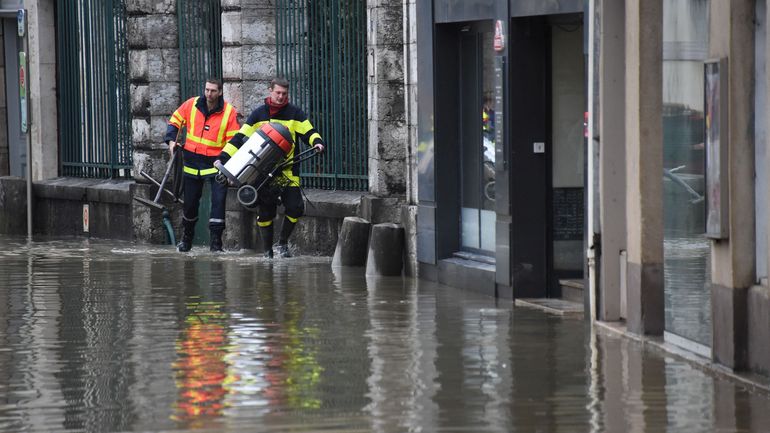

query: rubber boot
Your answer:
[260,224,274,258]
[177,219,195,252]
[209,223,225,252]
[277,218,296,258]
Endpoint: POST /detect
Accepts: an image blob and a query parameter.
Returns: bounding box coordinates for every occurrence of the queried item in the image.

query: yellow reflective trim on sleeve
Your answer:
[216,104,233,145]
[308,132,322,145]
[222,142,238,157]
[286,215,298,223]
[170,112,185,127]
[239,123,258,137]
[257,220,273,227]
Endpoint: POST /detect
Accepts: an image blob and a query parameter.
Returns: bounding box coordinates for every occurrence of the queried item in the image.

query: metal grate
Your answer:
[276,0,368,191]
[177,0,222,100]
[57,0,132,178]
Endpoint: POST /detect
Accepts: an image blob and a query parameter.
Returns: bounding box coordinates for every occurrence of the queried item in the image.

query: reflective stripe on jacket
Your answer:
[168,96,239,157]
[219,103,324,185]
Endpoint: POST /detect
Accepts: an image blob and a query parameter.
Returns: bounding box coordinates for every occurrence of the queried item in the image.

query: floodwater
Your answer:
[0,236,769,433]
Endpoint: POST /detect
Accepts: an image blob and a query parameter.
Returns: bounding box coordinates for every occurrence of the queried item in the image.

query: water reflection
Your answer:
[173,299,231,423]
[0,236,768,432]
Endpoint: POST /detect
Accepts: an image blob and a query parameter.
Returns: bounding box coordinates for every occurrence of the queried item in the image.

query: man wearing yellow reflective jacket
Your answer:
[166,78,240,253]
[217,77,325,258]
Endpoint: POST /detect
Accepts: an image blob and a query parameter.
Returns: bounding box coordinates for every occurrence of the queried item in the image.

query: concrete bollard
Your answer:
[365,223,405,276]
[332,216,371,267]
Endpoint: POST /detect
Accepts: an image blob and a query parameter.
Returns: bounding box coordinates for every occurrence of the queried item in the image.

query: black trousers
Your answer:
[183,175,228,228]
[256,185,303,222]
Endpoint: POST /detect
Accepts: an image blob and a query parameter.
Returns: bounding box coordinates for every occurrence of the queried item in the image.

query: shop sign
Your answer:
[494,20,505,52]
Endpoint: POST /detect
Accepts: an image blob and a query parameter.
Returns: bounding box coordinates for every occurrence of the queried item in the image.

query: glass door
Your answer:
[459,24,495,254]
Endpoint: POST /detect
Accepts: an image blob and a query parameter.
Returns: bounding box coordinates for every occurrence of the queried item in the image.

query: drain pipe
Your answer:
[585,0,597,321]
[26,124,31,238]
[19,9,32,238]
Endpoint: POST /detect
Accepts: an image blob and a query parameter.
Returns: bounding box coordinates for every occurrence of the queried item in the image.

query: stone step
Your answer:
[515,298,584,316]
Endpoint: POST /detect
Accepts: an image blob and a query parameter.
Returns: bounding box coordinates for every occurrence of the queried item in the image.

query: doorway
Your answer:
[548,15,586,297]
[458,22,495,256]
[507,14,585,298]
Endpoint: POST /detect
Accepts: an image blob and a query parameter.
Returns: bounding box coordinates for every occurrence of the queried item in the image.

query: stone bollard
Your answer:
[365,223,405,276]
[332,217,371,267]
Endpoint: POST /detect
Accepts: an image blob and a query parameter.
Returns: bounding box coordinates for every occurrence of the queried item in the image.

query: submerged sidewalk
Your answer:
[0,235,768,432]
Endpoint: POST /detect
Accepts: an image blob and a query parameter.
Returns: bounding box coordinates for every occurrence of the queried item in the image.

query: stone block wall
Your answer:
[221,0,277,118]
[126,1,184,243]
[367,0,408,197]
[127,1,179,155]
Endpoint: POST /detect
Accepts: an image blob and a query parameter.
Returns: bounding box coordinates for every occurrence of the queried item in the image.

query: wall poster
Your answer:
[704,58,729,239]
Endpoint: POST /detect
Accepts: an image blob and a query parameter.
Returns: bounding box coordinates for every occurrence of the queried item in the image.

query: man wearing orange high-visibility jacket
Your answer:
[217,77,325,258]
[165,78,240,253]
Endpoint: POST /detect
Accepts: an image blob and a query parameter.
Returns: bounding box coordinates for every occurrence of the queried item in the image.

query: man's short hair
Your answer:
[205,77,223,91]
[270,77,290,90]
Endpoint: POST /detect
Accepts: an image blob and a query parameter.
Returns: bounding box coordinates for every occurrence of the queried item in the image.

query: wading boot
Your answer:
[277,218,296,258]
[259,224,274,259]
[177,219,195,252]
[210,224,225,252]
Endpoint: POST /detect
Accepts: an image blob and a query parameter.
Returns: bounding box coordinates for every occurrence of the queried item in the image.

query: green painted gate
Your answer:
[177,0,223,245]
[276,0,368,191]
[177,0,223,101]
[57,0,132,178]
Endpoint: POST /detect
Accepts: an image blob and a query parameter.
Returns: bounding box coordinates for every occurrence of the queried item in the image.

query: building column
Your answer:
[222,0,276,114]
[624,0,664,335]
[709,0,754,370]
[367,0,407,197]
[747,0,770,376]
[598,0,627,321]
[127,1,182,243]
[27,0,57,180]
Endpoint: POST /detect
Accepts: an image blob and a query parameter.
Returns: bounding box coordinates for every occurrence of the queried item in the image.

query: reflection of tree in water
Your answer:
[223,280,324,413]
[270,299,324,410]
[172,299,235,424]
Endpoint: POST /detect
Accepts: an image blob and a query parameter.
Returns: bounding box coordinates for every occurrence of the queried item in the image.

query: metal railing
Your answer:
[57,0,132,178]
[276,0,368,191]
[177,0,222,100]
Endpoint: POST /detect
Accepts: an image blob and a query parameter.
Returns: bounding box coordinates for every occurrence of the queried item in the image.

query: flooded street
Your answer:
[0,236,769,432]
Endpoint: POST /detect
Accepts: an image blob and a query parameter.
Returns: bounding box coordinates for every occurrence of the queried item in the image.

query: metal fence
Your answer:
[57,0,132,178]
[276,0,368,191]
[177,0,222,100]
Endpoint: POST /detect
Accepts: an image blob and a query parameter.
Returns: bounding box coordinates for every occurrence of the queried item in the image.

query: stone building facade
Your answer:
[0,0,419,273]
[126,0,418,268]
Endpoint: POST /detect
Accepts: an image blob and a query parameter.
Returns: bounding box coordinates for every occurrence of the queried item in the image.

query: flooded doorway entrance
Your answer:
[508,14,585,298]
[548,14,586,299]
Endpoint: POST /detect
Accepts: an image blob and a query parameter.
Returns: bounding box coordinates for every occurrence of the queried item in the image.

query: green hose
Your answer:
[162,210,176,245]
